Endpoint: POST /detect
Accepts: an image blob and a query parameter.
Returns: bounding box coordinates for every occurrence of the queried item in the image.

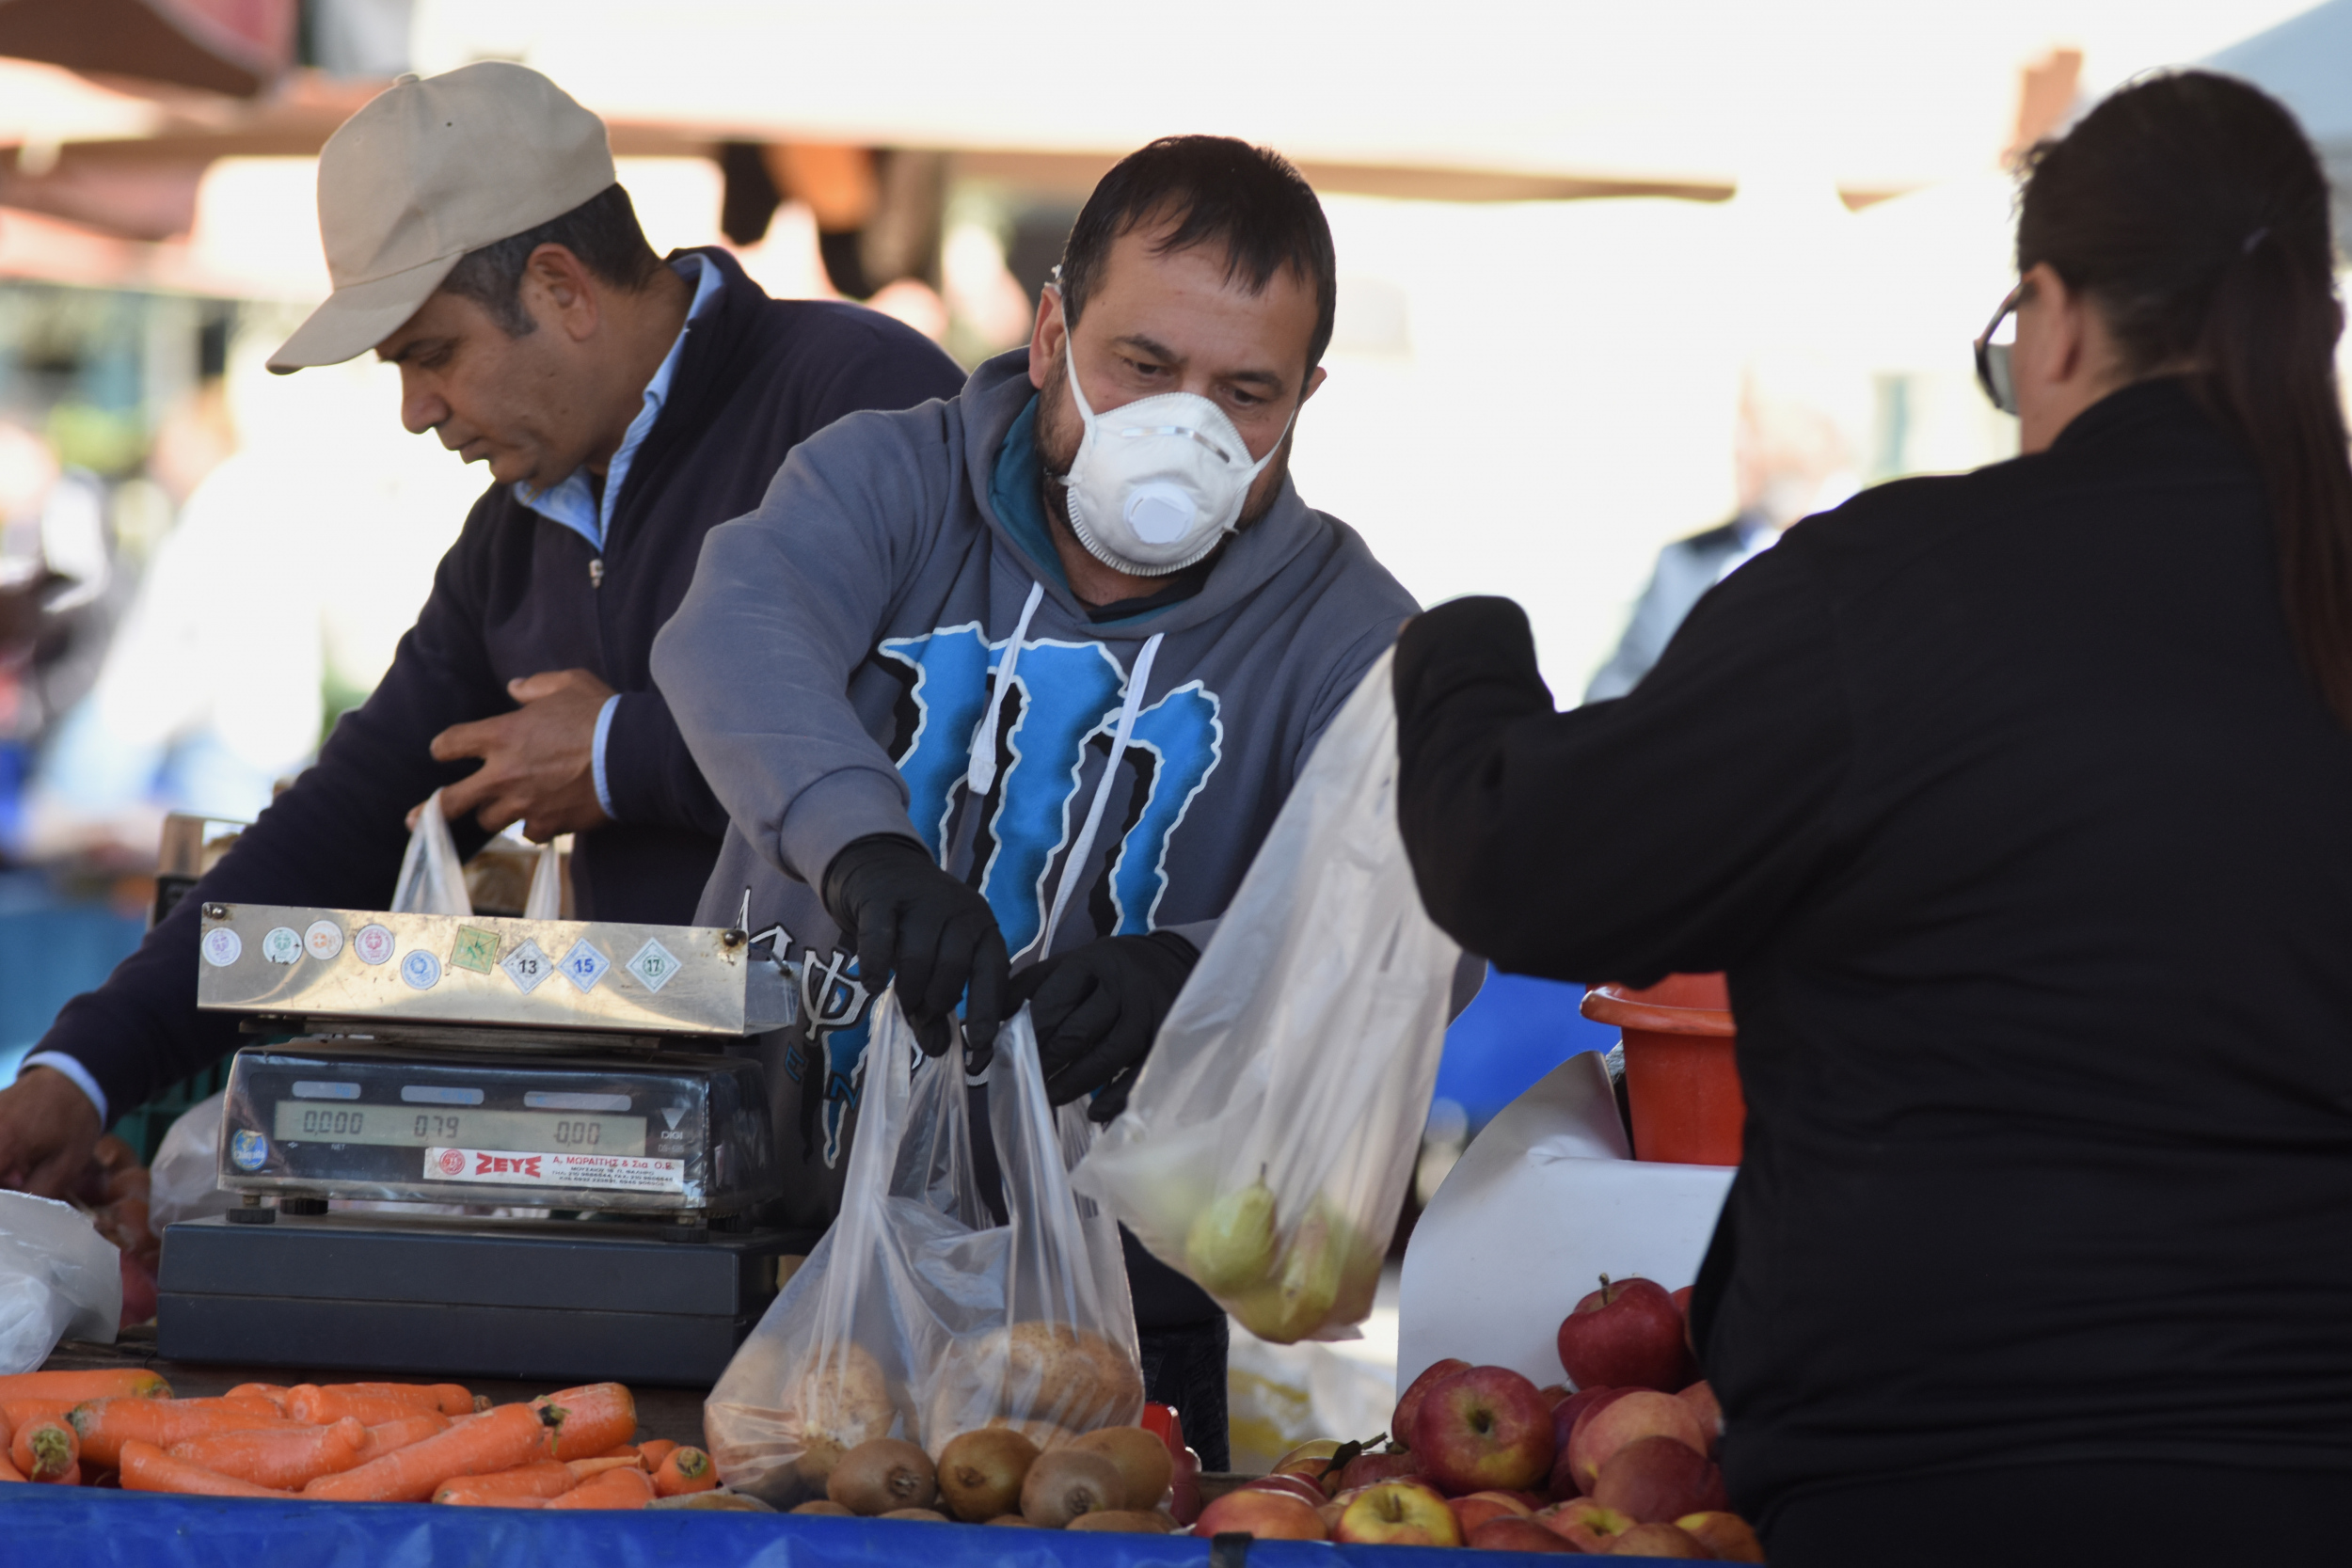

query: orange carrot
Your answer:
[303,1402,549,1502]
[565,1456,639,1481]
[224,1384,292,1415]
[531,1384,635,1461]
[168,1418,369,1490]
[119,1439,293,1498]
[0,1453,22,1482]
[652,1445,717,1497]
[52,1463,81,1487]
[634,1439,676,1471]
[70,1399,307,1468]
[4,1400,77,1433]
[13,1417,77,1482]
[433,1460,576,1506]
[543,1465,653,1510]
[355,1412,451,1462]
[285,1383,472,1425]
[0,1370,170,1404]
[585,1442,640,1463]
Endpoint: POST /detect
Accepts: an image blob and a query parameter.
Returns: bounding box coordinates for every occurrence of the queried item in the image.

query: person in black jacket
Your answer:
[1394,72,2352,1566]
[0,63,962,1196]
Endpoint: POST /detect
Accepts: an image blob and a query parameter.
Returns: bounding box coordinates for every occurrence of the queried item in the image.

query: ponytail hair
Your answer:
[2018,71,2352,726]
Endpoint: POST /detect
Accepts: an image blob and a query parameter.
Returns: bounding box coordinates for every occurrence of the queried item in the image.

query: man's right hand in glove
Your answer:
[821,834,1009,1065]
[0,1067,102,1198]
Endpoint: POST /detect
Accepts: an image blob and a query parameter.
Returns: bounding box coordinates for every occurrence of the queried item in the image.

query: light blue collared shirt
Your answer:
[513,252,723,816]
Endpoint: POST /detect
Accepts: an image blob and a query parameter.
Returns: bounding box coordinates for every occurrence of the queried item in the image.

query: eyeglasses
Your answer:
[1974,283,2023,416]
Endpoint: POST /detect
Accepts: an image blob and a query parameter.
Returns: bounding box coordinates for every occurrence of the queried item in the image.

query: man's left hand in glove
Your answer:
[1009,930,1200,1121]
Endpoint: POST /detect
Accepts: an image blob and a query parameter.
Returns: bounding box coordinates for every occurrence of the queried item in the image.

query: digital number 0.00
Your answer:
[552,1119,602,1146]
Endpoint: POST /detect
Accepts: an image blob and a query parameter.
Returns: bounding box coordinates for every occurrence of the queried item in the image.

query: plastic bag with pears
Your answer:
[1071,648,1462,1343]
[704,992,1143,1503]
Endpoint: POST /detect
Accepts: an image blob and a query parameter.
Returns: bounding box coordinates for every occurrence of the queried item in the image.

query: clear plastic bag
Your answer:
[0,1192,122,1371]
[524,839,564,920]
[1071,648,1461,1343]
[705,995,1141,1504]
[149,1091,239,1229]
[390,786,471,916]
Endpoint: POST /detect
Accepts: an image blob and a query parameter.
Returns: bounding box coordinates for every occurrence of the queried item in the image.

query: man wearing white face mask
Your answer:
[653,136,1421,1465]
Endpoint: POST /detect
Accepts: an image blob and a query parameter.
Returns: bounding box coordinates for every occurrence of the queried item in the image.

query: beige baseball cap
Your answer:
[268,61,616,373]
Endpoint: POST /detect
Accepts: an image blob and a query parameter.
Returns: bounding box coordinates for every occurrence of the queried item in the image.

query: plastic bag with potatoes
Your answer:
[703,994,1142,1504]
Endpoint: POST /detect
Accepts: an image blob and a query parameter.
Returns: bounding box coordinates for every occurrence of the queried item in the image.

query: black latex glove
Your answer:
[1009,930,1200,1121]
[821,833,1009,1066]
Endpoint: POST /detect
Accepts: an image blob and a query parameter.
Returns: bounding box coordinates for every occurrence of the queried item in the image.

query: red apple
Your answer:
[1392,1357,1470,1447]
[1411,1366,1556,1495]
[1333,1449,1421,1492]
[1678,1511,1768,1562]
[1671,1286,1696,1358]
[1194,1489,1327,1540]
[1558,1274,1695,1392]
[1538,1497,1633,1552]
[1670,1285,1693,1317]
[1676,1380,1724,1455]
[1565,1389,1708,1492]
[1239,1474,1329,1509]
[1591,1435,1727,1523]
[1470,1516,1580,1553]
[1537,1384,1573,1409]
[1451,1495,1525,1534]
[1607,1521,1710,1557]
[1334,1481,1463,1546]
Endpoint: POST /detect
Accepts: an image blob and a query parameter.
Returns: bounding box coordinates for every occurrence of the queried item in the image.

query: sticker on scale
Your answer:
[501,938,551,995]
[627,940,680,992]
[400,949,442,990]
[353,924,396,965]
[260,927,303,965]
[421,1146,686,1194]
[303,920,344,960]
[229,1130,268,1171]
[201,927,242,967]
[558,939,610,993]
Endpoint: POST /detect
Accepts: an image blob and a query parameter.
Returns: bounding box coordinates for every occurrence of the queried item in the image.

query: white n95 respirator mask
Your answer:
[1057,333,1292,577]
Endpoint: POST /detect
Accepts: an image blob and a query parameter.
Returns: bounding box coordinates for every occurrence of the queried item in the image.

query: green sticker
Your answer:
[450,925,501,974]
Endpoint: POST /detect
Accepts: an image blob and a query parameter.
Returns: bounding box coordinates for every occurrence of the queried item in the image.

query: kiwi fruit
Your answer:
[879,1507,950,1521]
[1066,1509,1176,1534]
[1068,1426,1173,1511]
[828,1437,939,1515]
[1020,1448,1124,1528]
[937,1428,1041,1522]
[790,1499,853,1515]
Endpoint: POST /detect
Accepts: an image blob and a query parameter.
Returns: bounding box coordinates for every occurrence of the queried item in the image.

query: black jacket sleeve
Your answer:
[1392,540,1851,985]
[35,502,510,1121]
[600,687,731,838]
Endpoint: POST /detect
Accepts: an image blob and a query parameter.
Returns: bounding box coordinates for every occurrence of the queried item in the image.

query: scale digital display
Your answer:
[272,1103,646,1152]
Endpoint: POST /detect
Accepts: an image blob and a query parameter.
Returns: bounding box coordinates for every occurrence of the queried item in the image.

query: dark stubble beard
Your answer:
[1034,348,1295,532]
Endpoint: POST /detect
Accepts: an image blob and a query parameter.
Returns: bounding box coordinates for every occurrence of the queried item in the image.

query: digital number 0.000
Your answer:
[300,1108,365,1137]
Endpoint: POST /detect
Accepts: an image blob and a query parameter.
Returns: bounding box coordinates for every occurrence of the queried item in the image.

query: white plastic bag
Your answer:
[705,995,1142,1504]
[524,840,564,920]
[0,1193,122,1371]
[390,786,471,916]
[149,1091,239,1228]
[1071,648,1461,1343]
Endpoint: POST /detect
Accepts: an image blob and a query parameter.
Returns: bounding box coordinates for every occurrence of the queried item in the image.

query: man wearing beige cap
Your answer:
[0,62,962,1195]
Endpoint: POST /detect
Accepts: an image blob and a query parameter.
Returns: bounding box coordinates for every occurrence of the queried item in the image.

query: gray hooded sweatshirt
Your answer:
[651,349,1418,1283]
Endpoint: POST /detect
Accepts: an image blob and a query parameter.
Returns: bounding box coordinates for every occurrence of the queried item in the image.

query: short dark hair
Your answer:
[438,182,665,337]
[1057,136,1337,377]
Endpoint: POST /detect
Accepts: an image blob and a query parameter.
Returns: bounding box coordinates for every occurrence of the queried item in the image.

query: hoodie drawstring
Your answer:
[1040,631,1163,958]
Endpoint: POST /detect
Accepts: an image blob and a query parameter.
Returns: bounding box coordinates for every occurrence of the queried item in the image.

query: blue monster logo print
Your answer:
[784,621,1224,1170]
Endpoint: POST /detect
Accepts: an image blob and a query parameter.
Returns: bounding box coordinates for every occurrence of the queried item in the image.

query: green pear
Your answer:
[1185,1179,1280,1294]
[1232,1201,1345,1343]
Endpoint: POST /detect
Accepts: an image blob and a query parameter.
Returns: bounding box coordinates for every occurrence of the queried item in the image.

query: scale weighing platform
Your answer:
[155,902,815,1386]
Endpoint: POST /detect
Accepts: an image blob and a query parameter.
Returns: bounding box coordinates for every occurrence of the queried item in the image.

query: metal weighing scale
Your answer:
[155,901,814,1386]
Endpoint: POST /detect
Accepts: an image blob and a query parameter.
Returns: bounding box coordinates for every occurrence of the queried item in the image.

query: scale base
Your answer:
[156,1212,817,1386]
